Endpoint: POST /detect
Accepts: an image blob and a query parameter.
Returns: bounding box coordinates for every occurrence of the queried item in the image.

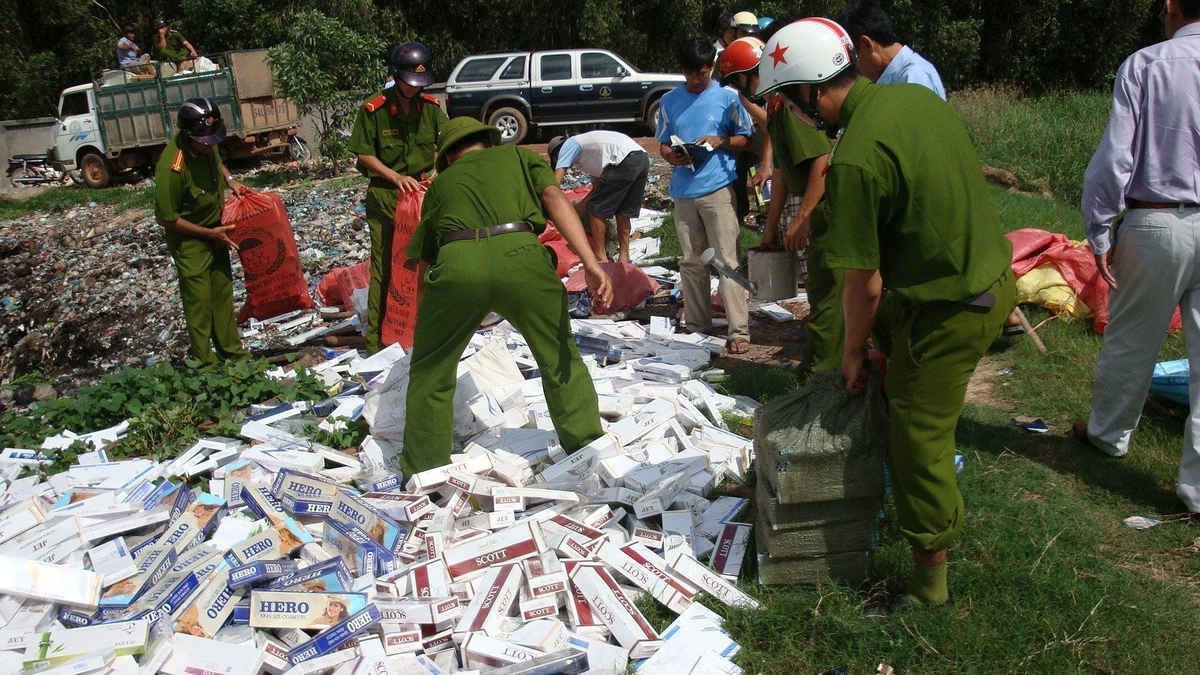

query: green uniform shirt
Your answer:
[821,78,1011,303]
[155,133,224,228]
[406,144,555,263]
[349,92,448,182]
[156,31,190,63]
[768,104,831,194]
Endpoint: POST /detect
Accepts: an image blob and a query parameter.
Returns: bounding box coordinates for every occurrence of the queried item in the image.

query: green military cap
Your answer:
[437,117,502,170]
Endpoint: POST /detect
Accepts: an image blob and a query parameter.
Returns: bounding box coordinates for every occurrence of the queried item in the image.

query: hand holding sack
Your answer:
[221,189,314,322]
[381,185,427,349]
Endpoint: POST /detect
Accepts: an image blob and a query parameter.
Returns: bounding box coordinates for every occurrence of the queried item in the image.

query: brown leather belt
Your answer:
[441,221,534,245]
[1128,198,1200,210]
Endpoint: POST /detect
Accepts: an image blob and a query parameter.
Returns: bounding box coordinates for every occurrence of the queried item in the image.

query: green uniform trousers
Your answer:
[365,184,400,354]
[167,232,248,365]
[875,269,1014,552]
[803,244,845,373]
[402,232,603,476]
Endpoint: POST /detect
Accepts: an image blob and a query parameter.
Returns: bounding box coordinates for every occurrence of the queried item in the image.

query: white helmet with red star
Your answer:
[755,17,855,97]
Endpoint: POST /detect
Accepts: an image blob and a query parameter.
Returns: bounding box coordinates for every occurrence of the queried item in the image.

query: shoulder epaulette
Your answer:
[420,93,441,106]
[766,94,783,116]
[363,94,387,113]
[170,149,185,173]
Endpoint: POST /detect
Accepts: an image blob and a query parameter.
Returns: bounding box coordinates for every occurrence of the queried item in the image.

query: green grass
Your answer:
[954,86,1112,206]
[0,184,154,220]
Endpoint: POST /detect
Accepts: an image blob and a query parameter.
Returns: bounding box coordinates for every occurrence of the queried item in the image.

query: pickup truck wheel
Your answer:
[645,99,661,137]
[80,153,111,189]
[488,107,528,144]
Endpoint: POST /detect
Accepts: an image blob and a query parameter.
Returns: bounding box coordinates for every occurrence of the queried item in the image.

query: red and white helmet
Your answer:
[755,18,855,97]
[717,37,765,78]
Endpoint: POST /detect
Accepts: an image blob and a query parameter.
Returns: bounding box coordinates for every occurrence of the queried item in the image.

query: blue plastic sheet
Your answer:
[1150,359,1189,406]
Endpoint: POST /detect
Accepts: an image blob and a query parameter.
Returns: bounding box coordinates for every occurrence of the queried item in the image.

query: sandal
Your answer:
[725,338,751,355]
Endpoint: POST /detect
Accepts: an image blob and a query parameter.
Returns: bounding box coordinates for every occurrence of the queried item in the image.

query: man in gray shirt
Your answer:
[1075,0,1200,514]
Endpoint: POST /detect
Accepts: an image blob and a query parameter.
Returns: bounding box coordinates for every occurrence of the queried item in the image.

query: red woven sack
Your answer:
[316,260,370,309]
[222,190,313,322]
[380,187,426,349]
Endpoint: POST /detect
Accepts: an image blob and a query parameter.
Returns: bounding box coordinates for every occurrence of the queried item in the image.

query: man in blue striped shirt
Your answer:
[838,1,946,100]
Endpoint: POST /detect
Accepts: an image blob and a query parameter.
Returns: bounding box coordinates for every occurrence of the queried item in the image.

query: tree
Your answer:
[266,9,386,161]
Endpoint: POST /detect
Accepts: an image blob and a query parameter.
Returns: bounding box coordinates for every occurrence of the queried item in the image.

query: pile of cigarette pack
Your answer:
[0,318,767,674]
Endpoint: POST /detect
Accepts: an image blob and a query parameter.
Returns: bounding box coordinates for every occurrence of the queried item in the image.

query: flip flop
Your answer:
[725,338,751,355]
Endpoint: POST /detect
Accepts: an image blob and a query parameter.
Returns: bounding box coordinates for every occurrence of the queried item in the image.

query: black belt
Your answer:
[1128,199,1200,210]
[441,222,534,245]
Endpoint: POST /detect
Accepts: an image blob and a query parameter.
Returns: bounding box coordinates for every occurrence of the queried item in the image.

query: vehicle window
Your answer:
[60,92,89,117]
[499,56,526,80]
[456,57,507,83]
[581,52,623,78]
[539,54,572,81]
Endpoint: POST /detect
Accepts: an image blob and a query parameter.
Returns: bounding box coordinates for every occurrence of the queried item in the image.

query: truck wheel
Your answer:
[80,153,111,189]
[289,136,312,162]
[488,107,528,144]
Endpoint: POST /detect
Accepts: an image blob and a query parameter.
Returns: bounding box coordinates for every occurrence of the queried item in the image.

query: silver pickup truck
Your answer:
[431,49,684,144]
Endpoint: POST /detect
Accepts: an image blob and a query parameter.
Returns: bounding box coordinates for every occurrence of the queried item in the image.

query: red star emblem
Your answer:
[769,43,789,67]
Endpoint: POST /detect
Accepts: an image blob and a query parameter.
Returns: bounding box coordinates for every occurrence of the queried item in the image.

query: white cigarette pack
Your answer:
[570,564,660,659]
[85,537,138,586]
[453,563,522,638]
[565,633,628,675]
[510,618,569,654]
[0,498,47,545]
[0,554,103,609]
[160,633,262,675]
[460,633,545,669]
[709,522,751,580]
[698,497,749,540]
[518,593,559,621]
[376,597,461,625]
[380,621,423,655]
[665,551,760,610]
[596,541,697,614]
[522,553,568,598]
[22,619,148,668]
[359,492,434,522]
[442,522,544,579]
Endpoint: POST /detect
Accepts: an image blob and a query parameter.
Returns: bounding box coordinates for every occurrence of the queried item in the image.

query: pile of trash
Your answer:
[0,317,761,673]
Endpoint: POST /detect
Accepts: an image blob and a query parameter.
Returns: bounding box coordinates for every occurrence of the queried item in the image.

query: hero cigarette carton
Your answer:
[249,590,368,629]
[329,491,407,552]
[223,514,314,567]
[665,551,761,610]
[173,572,241,638]
[596,541,697,614]
[270,557,353,593]
[570,563,661,659]
[240,482,284,520]
[271,468,344,502]
[322,519,397,577]
[453,563,522,638]
[709,522,751,581]
[442,521,545,579]
[286,605,382,666]
[227,559,300,589]
[281,494,334,518]
[122,545,222,620]
[461,633,546,669]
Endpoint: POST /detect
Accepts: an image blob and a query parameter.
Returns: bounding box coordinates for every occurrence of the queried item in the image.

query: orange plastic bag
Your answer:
[317,259,370,309]
[222,190,313,322]
[380,188,425,349]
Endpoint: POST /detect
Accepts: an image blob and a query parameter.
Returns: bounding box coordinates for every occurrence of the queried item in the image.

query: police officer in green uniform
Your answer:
[401,117,614,476]
[155,98,250,366]
[349,42,448,354]
[758,20,1015,605]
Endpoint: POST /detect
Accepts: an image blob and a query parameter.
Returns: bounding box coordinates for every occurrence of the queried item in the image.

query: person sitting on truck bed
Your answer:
[154,18,197,70]
[117,25,152,75]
